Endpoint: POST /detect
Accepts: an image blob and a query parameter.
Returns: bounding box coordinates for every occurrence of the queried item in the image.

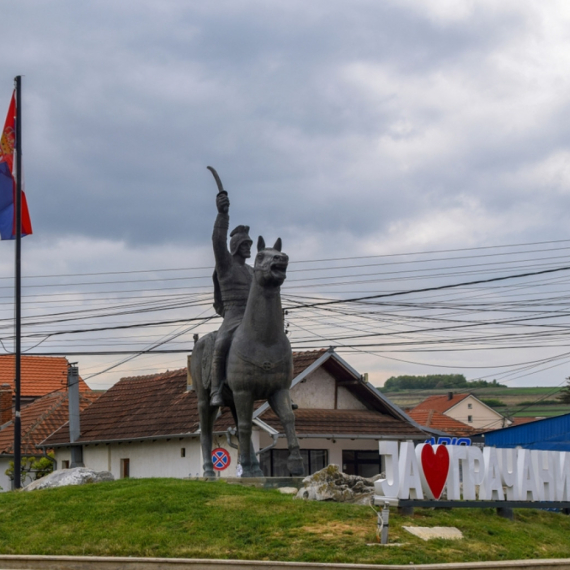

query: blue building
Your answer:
[483,413,570,452]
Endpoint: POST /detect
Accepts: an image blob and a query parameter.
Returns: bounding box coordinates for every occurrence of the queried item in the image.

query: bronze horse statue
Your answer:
[191,236,304,478]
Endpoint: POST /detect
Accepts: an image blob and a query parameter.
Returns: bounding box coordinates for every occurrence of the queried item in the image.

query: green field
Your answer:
[0,478,569,565]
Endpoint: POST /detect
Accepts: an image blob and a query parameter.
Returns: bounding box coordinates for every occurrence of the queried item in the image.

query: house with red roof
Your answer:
[411,392,509,432]
[0,355,91,408]
[407,408,478,437]
[0,388,99,491]
[41,349,432,480]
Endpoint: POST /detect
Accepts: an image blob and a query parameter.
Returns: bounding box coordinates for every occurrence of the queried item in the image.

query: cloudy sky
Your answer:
[2,1,570,392]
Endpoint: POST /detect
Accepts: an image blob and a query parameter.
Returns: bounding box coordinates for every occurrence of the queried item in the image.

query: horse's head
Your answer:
[254,236,289,287]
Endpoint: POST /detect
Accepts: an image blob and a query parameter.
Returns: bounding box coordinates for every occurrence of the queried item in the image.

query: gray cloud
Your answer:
[0,1,545,247]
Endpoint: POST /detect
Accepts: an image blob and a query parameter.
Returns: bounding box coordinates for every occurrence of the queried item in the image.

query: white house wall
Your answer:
[290,367,367,410]
[336,386,367,410]
[291,368,336,409]
[0,458,11,491]
[258,432,380,471]
[53,434,248,480]
[446,395,506,430]
[52,432,382,482]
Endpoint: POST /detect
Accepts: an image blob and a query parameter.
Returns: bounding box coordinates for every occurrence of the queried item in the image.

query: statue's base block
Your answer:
[186,476,305,489]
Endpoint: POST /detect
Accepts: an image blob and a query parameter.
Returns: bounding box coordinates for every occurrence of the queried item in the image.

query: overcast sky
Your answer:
[2,1,570,391]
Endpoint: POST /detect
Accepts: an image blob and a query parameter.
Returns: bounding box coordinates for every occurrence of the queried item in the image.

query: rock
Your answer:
[403,526,463,541]
[23,467,114,491]
[295,464,375,505]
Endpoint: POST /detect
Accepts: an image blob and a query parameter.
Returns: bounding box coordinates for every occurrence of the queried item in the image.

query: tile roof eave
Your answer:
[252,417,279,436]
[294,433,429,440]
[38,431,202,448]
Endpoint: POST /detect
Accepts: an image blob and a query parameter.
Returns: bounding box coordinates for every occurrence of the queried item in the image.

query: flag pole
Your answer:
[13,75,22,489]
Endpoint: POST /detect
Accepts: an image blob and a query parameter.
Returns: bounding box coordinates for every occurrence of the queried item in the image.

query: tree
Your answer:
[5,453,54,487]
[557,377,570,404]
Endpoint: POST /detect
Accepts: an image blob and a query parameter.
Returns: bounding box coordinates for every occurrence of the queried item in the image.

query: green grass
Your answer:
[0,479,569,564]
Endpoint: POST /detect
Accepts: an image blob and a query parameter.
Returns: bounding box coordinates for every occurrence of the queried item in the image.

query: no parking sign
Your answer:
[212,448,231,471]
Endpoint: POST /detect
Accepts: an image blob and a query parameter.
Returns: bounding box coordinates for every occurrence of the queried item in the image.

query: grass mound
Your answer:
[0,478,568,565]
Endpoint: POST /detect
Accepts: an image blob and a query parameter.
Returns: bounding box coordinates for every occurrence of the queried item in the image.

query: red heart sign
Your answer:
[420,444,450,499]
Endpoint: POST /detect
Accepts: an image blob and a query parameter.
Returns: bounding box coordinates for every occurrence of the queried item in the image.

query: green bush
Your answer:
[481,399,506,407]
[5,452,54,486]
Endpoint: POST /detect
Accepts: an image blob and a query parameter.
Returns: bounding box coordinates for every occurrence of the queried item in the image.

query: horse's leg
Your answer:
[249,441,264,477]
[199,400,218,478]
[268,389,304,476]
[232,390,258,478]
[192,339,217,479]
[227,399,263,478]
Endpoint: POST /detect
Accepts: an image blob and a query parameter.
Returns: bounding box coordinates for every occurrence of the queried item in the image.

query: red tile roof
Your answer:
[408,409,477,436]
[43,368,202,445]
[510,417,539,426]
[292,349,327,376]
[260,408,426,437]
[0,355,90,397]
[0,390,99,455]
[412,393,470,414]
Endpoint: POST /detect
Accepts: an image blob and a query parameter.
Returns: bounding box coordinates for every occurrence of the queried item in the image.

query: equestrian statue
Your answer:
[191,167,304,478]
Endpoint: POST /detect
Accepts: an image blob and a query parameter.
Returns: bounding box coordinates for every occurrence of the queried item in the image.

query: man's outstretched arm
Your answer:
[212,193,231,273]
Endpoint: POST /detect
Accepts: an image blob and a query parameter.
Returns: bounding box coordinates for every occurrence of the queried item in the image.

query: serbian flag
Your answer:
[0,92,32,240]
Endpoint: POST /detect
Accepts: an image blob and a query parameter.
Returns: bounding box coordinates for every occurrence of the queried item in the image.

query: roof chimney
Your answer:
[448,391,453,401]
[67,363,84,467]
[0,383,12,425]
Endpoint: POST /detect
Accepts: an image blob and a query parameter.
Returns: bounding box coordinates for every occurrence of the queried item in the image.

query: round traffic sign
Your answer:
[212,447,231,471]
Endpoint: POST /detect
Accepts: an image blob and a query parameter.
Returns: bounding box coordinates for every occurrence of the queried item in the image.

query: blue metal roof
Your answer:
[483,413,570,451]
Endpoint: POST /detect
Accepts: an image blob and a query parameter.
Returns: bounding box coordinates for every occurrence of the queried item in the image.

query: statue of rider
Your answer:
[210,189,253,406]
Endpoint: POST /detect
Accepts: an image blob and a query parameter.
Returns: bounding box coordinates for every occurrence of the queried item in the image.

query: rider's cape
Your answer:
[212,270,225,317]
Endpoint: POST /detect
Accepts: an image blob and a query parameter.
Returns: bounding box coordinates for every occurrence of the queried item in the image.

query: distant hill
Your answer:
[381,374,506,392]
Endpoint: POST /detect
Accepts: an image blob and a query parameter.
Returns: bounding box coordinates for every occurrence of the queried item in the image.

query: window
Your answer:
[468,415,473,423]
[468,403,472,409]
[62,460,70,469]
[260,449,328,477]
[181,448,186,457]
[120,458,130,478]
[342,450,382,478]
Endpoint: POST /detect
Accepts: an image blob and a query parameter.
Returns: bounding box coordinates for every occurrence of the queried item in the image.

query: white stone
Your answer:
[23,467,114,491]
[278,486,298,495]
[403,526,463,541]
[295,464,374,504]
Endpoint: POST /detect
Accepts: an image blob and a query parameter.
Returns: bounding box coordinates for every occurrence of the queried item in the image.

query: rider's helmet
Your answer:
[229,225,253,255]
